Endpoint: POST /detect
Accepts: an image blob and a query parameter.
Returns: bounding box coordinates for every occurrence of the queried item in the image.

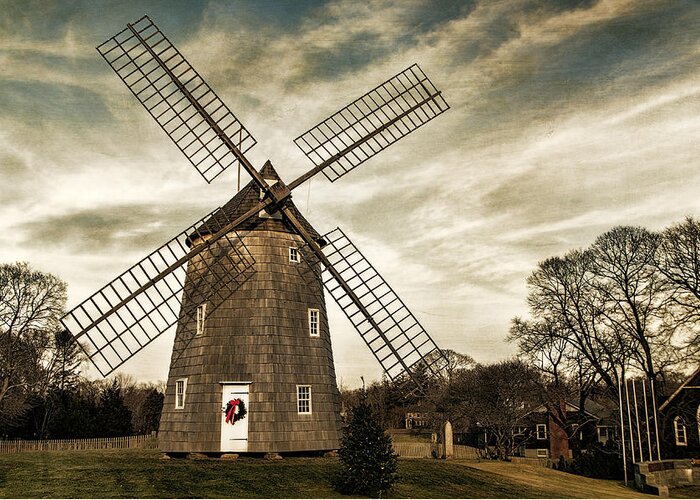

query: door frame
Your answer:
[219,381,251,453]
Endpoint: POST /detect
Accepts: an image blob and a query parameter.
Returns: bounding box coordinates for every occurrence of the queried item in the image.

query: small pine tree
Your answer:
[335,392,398,497]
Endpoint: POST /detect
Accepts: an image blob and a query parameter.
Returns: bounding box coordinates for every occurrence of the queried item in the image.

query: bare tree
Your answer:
[657,217,700,306]
[509,318,567,385]
[656,217,700,352]
[0,262,67,427]
[525,250,621,389]
[590,226,676,380]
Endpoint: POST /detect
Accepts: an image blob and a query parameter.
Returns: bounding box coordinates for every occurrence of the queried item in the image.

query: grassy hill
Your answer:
[0,448,662,498]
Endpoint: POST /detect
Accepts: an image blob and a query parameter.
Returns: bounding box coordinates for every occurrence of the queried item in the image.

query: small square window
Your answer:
[196,303,207,336]
[308,309,320,337]
[297,385,312,414]
[536,448,548,458]
[536,424,547,440]
[175,378,187,409]
[289,247,300,263]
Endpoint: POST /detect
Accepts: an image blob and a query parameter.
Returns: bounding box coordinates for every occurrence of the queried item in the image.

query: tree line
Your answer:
[509,217,700,408]
[0,262,163,439]
[341,217,700,466]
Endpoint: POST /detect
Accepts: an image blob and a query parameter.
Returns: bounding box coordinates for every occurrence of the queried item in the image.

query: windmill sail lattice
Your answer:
[97,15,257,183]
[61,13,459,455]
[307,228,448,383]
[54,12,460,456]
[292,64,449,186]
[61,210,255,376]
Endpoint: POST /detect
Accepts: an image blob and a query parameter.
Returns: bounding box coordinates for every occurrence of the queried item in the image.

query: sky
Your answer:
[1,0,699,388]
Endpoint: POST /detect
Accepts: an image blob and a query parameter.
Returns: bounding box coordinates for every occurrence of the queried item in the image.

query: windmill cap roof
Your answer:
[189,160,321,244]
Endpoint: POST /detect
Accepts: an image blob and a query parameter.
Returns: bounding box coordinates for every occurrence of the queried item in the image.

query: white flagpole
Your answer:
[625,379,636,464]
[618,370,628,485]
[632,380,643,461]
[642,378,653,462]
[651,378,662,461]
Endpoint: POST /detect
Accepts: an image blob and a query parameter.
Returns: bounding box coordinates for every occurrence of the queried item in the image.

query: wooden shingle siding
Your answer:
[159,227,341,453]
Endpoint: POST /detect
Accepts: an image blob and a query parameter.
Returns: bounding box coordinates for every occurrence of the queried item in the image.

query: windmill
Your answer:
[61,15,451,456]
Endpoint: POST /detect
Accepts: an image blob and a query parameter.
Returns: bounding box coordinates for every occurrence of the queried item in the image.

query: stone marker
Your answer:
[445,421,454,460]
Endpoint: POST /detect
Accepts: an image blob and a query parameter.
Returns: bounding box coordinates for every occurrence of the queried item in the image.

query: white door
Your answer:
[220,384,250,452]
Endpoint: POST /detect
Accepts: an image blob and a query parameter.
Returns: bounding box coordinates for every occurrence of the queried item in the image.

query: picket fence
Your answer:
[392,442,550,467]
[0,434,158,454]
[509,456,552,468]
[392,442,481,460]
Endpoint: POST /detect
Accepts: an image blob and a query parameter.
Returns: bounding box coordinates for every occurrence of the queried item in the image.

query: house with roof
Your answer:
[658,367,700,459]
[513,399,618,460]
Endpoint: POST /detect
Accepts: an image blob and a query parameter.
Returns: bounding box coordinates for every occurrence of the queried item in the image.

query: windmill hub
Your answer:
[261,176,292,216]
[265,177,292,204]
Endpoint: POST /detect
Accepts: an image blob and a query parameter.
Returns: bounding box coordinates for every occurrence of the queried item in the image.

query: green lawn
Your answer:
[0,449,650,498]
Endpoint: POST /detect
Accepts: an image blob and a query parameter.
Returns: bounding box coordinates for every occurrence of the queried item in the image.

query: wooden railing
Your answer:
[0,434,158,454]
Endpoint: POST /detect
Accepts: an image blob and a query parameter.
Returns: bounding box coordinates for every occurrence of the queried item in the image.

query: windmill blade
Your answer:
[61,209,255,377]
[97,15,257,184]
[289,64,449,189]
[300,227,449,388]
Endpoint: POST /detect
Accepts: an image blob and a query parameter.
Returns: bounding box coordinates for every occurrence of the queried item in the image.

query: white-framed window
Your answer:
[536,424,547,440]
[536,448,549,458]
[674,416,687,446]
[196,303,207,336]
[308,308,320,337]
[175,378,187,409]
[297,385,312,414]
[289,247,300,263]
[597,426,610,444]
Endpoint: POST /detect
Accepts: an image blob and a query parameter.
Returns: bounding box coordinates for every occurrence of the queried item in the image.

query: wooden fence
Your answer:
[392,442,434,458]
[392,442,549,466]
[392,442,481,459]
[0,434,158,454]
[452,444,481,460]
[509,456,552,467]
[0,435,549,467]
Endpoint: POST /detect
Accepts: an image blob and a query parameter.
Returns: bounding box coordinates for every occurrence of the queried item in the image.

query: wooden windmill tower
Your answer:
[61,15,452,456]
